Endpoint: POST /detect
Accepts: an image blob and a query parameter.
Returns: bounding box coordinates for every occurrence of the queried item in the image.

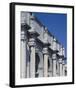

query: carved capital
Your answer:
[62,60,65,65]
[28,38,36,47]
[43,47,49,55]
[52,54,56,60]
[21,31,27,41]
[59,58,62,64]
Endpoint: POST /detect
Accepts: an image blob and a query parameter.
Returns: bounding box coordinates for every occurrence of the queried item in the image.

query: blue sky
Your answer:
[33,12,67,57]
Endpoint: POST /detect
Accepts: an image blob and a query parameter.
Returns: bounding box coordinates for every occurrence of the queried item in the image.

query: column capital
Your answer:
[64,64,67,68]
[28,38,36,47]
[62,60,65,65]
[52,54,57,60]
[58,58,62,64]
[21,30,27,41]
[43,47,49,55]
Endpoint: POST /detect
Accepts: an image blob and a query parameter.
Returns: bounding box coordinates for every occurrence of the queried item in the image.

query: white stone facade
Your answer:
[20,12,67,78]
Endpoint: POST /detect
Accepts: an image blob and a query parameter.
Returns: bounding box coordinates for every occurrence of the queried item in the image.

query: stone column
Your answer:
[62,60,65,76]
[26,45,30,78]
[52,54,57,76]
[62,47,66,76]
[48,57,53,77]
[52,38,57,77]
[43,27,50,77]
[59,58,63,76]
[58,45,63,76]
[56,42,60,76]
[56,60,60,76]
[20,30,27,78]
[28,38,36,78]
[43,47,49,77]
[27,61,30,78]
[65,64,67,76]
[28,15,39,78]
[62,64,67,76]
[37,51,44,77]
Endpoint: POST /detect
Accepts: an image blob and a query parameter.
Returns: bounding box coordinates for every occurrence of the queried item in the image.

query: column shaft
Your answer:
[52,54,57,77]
[59,60,63,76]
[48,58,53,77]
[27,61,30,78]
[44,54,48,77]
[20,41,27,78]
[20,30,27,78]
[56,61,60,76]
[53,60,57,76]
[30,46,35,78]
[62,64,65,76]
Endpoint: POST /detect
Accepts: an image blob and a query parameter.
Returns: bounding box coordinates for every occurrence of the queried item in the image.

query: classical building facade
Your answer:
[20,12,67,78]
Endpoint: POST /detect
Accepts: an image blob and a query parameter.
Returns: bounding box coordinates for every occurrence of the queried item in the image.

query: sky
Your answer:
[33,12,67,58]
